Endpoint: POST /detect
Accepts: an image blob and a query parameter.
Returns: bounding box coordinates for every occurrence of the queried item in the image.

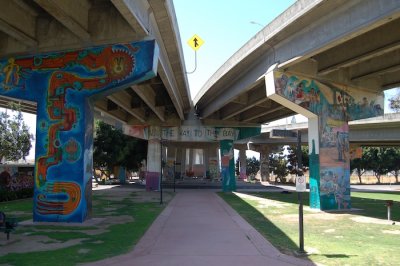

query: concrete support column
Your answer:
[239,148,247,180]
[180,148,186,177]
[220,140,236,191]
[0,40,158,222]
[208,146,219,181]
[175,147,183,179]
[146,138,161,191]
[260,146,270,182]
[188,148,193,173]
[204,147,210,178]
[165,146,176,182]
[309,115,351,210]
[267,70,383,211]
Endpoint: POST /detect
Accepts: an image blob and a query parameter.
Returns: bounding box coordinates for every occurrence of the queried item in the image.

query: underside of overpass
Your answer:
[195,0,400,125]
[0,0,192,126]
[194,0,400,211]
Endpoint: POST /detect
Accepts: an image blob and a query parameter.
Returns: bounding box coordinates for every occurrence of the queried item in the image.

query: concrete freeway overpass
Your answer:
[236,113,400,150]
[1,0,400,221]
[195,0,400,124]
[0,0,191,126]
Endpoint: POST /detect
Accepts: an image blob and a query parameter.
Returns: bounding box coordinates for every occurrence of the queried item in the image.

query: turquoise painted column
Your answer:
[220,139,236,192]
[267,69,384,210]
[0,40,158,222]
[118,167,126,184]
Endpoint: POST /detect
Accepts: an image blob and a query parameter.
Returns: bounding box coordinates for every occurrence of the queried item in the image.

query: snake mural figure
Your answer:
[0,40,158,222]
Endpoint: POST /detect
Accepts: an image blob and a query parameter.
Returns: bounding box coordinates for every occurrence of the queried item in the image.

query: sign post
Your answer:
[186,34,204,74]
[160,139,164,205]
[187,34,205,51]
[296,131,306,254]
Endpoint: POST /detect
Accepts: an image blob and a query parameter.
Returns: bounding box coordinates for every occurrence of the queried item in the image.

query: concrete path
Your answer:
[85,190,314,266]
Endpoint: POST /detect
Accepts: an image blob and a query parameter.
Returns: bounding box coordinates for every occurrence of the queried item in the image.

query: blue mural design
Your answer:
[0,40,158,222]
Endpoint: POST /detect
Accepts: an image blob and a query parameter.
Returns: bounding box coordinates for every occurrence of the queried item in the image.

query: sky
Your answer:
[173,0,296,98]
[172,0,296,159]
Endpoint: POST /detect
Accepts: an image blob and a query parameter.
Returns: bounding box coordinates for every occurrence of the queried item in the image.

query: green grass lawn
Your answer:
[0,189,173,266]
[219,191,400,266]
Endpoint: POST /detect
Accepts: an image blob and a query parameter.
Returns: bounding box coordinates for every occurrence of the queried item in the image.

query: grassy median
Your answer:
[219,190,400,266]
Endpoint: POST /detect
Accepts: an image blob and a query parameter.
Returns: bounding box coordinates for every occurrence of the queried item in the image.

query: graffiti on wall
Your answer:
[0,40,157,222]
[0,166,34,192]
[274,71,383,209]
[208,158,219,181]
[274,72,384,120]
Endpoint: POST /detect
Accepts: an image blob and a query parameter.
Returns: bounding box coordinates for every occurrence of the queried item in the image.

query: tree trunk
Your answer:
[375,173,381,184]
[357,174,362,184]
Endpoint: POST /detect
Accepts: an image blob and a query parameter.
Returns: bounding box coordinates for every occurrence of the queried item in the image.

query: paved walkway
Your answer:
[85,190,314,266]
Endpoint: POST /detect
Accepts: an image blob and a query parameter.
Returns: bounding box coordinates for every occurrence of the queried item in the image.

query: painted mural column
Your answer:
[165,146,175,182]
[0,40,158,222]
[208,146,219,182]
[146,126,161,191]
[259,146,270,182]
[266,69,384,210]
[239,148,247,180]
[220,139,236,192]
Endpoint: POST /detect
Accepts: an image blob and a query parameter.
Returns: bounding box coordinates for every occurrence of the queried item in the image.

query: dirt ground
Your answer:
[0,186,170,256]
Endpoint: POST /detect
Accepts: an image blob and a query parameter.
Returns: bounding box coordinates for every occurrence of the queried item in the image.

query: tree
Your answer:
[388,89,400,112]
[269,151,289,183]
[93,121,147,177]
[246,156,260,176]
[0,104,33,163]
[363,147,390,184]
[286,145,309,175]
[384,147,400,183]
[350,157,367,184]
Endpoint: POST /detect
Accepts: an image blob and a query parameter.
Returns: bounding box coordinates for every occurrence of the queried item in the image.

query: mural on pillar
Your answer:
[260,151,270,182]
[0,40,157,222]
[209,157,219,181]
[220,140,236,192]
[274,71,384,209]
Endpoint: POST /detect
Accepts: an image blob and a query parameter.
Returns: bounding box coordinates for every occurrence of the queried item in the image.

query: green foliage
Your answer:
[93,121,147,174]
[0,188,33,202]
[388,89,400,112]
[0,104,33,162]
[286,145,309,174]
[269,151,289,182]
[350,157,367,184]
[246,156,260,176]
[384,147,400,183]
[350,146,400,184]
[362,147,397,183]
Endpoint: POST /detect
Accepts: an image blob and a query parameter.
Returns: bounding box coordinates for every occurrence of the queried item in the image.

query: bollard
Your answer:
[385,200,393,221]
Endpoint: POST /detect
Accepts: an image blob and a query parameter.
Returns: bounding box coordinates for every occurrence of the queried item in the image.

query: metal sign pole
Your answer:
[160,139,163,205]
[173,161,176,192]
[297,131,305,254]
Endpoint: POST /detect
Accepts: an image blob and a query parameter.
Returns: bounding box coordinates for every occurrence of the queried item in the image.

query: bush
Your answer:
[0,188,33,202]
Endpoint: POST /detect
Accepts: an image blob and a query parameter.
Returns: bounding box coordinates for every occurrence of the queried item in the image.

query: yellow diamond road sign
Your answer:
[187,34,204,51]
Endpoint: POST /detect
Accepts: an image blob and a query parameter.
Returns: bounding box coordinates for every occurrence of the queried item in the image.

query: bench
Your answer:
[0,211,18,240]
